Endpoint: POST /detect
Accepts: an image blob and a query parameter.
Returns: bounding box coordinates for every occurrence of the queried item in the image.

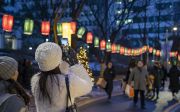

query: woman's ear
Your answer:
[11,71,19,81]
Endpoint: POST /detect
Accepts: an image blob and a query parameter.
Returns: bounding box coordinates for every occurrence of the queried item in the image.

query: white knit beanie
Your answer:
[0,56,18,80]
[35,42,62,72]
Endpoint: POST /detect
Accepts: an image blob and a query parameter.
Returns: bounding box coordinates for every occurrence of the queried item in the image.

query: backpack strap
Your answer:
[0,93,15,106]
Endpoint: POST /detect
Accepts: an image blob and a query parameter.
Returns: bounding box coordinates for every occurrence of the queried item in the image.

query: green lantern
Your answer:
[125,48,128,55]
[24,19,34,35]
[153,49,156,55]
[116,45,120,53]
[106,42,111,52]
[57,23,62,36]
[77,27,86,38]
[94,37,99,47]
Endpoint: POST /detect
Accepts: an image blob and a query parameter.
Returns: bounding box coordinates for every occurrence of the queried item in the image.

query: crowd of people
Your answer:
[124,59,180,109]
[0,41,179,112]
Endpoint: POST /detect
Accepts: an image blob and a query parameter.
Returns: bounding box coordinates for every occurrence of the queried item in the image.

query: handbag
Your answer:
[96,78,107,89]
[125,84,134,98]
[65,76,78,112]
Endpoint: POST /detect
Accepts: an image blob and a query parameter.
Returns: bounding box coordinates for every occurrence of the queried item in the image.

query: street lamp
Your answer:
[46,38,49,42]
[29,47,32,50]
[173,26,178,31]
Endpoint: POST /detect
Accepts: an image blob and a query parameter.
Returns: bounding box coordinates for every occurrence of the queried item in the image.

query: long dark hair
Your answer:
[38,66,61,104]
[6,79,30,105]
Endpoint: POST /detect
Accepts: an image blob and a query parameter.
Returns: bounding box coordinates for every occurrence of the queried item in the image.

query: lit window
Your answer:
[124,19,133,24]
[116,20,120,25]
[117,10,122,14]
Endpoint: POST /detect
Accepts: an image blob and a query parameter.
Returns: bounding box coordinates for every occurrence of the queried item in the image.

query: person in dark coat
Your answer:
[103,61,116,99]
[168,63,180,99]
[152,62,163,100]
[161,65,167,89]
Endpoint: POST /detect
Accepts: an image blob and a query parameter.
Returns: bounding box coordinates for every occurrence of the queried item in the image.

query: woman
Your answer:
[103,61,116,99]
[152,62,163,100]
[31,42,92,112]
[124,59,136,94]
[168,63,180,99]
[0,56,30,112]
[128,60,148,109]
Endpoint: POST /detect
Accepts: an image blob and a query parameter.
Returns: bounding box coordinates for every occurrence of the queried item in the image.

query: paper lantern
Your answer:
[128,49,131,56]
[86,32,93,44]
[70,22,77,34]
[143,46,148,52]
[116,45,120,53]
[62,23,72,45]
[131,49,135,56]
[100,40,106,50]
[156,50,160,56]
[153,49,156,55]
[2,14,14,32]
[94,37,99,47]
[120,47,125,54]
[139,48,143,54]
[41,21,50,35]
[77,27,85,38]
[170,52,178,57]
[111,44,116,53]
[124,48,128,56]
[106,42,111,52]
[57,23,62,36]
[149,47,153,53]
[24,19,34,35]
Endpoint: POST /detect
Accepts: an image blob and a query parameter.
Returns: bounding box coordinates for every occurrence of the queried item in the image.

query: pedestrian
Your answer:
[124,59,136,93]
[103,61,116,100]
[168,62,180,99]
[151,62,163,100]
[161,64,167,89]
[128,60,148,109]
[31,42,92,112]
[0,56,30,112]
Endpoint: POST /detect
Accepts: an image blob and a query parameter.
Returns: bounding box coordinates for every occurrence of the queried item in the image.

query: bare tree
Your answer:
[84,0,140,42]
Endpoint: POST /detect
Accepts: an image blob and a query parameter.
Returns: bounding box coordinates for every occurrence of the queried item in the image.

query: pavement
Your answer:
[28,80,180,112]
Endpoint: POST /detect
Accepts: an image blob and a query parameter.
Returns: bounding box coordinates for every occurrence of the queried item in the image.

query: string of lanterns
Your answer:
[1,14,180,61]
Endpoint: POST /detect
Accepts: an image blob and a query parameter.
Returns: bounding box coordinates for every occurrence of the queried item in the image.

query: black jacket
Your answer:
[168,66,180,91]
[103,67,116,81]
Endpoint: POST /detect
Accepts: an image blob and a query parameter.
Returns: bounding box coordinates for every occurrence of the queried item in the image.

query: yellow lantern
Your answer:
[62,23,72,46]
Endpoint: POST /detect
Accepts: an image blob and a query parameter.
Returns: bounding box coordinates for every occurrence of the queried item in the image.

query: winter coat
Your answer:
[152,66,163,88]
[0,80,27,112]
[168,66,180,92]
[31,64,93,112]
[103,67,116,81]
[128,67,148,91]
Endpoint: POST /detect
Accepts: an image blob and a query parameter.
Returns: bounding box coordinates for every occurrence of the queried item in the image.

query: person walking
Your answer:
[103,61,116,100]
[0,56,30,112]
[124,59,136,93]
[128,60,148,109]
[168,62,180,99]
[161,65,167,89]
[152,62,163,100]
[31,42,93,112]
